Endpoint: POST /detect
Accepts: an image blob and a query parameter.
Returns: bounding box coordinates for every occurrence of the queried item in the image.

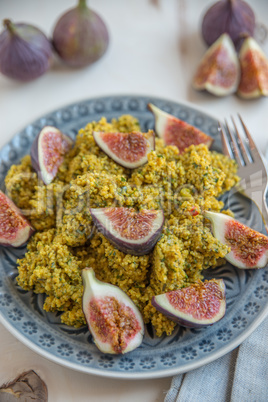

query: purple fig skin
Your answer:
[201,0,255,50]
[30,126,73,185]
[0,190,34,247]
[152,279,226,328]
[90,208,164,256]
[52,0,109,68]
[0,19,52,81]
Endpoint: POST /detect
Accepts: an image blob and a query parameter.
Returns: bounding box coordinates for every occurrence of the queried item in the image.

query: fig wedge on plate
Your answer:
[193,33,240,96]
[205,211,268,269]
[237,36,268,99]
[31,126,73,185]
[152,279,226,328]
[82,268,144,354]
[93,130,155,168]
[148,103,213,153]
[0,191,34,247]
[90,207,164,255]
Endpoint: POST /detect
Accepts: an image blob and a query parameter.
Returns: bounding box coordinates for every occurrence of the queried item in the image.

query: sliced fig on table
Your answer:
[237,37,268,99]
[193,33,240,96]
[205,211,268,269]
[31,126,73,185]
[148,103,213,153]
[90,207,164,255]
[0,191,34,247]
[152,279,226,328]
[82,268,144,354]
[93,130,155,168]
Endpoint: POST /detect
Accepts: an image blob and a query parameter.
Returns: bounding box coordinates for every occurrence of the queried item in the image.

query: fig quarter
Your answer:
[152,279,226,328]
[205,211,268,269]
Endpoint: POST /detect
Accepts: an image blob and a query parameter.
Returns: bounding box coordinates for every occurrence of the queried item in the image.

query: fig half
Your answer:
[237,37,268,99]
[93,131,155,168]
[148,103,213,153]
[31,126,73,185]
[205,211,268,269]
[0,191,34,247]
[90,207,164,255]
[82,268,144,354]
[193,33,240,96]
[152,279,226,328]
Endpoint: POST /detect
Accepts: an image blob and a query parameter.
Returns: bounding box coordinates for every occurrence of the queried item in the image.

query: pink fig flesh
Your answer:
[0,191,34,247]
[148,103,213,153]
[237,37,268,99]
[31,126,73,185]
[152,279,226,328]
[90,207,164,255]
[82,268,144,354]
[93,131,155,168]
[193,33,240,96]
[205,211,268,269]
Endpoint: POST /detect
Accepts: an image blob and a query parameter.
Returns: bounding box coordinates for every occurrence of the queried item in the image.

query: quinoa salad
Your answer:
[4,114,239,337]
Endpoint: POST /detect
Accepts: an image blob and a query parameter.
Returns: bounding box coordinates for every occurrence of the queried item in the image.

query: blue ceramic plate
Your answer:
[0,95,267,379]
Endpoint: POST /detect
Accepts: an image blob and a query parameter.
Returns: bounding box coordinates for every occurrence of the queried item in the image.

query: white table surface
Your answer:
[0,1,267,401]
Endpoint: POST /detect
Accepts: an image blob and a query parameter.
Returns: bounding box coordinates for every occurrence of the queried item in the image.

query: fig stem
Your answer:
[78,0,87,8]
[3,19,16,35]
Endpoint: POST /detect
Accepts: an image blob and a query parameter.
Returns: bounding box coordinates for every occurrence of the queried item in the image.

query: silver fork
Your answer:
[219,115,268,234]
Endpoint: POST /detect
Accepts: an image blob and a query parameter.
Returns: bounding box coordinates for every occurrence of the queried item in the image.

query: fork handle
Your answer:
[254,194,268,235]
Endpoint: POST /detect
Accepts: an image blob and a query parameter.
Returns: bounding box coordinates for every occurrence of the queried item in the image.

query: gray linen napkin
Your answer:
[164,317,268,402]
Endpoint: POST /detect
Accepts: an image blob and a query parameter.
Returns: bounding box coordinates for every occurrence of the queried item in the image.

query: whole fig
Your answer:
[0,19,52,81]
[201,0,255,49]
[52,0,109,68]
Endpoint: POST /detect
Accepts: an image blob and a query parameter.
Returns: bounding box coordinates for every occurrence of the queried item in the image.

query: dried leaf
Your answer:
[0,370,48,402]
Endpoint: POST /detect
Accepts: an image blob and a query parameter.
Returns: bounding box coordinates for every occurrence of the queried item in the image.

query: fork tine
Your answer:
[218,122,232,158]
[224,119,243,167]
[238,114,260,161]
[231,116,251,165]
